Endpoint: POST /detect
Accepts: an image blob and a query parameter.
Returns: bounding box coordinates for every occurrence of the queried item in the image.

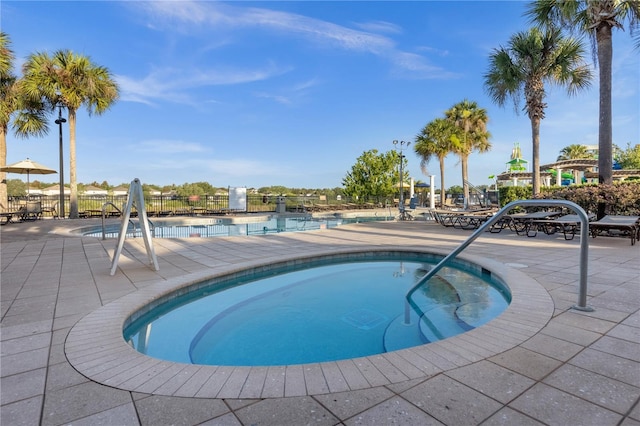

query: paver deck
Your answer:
[1,214,639,425]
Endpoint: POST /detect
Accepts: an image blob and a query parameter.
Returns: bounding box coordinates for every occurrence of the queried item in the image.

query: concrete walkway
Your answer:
[1,217,638,425]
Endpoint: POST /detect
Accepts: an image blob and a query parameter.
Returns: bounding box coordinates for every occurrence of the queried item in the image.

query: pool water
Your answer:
[124,254,510,366]
[83,215,393,238]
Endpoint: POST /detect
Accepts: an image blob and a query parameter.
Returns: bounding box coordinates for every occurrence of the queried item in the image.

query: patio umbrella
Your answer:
[0,158,57,196]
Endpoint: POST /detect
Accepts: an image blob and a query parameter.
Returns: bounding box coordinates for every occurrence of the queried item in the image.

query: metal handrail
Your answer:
[407,199,593,312]
[101,202,123,240]
[101,202,156,240]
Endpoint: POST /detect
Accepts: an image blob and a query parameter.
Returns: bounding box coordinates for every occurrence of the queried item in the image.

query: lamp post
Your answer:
[393,139,410,220]
[55,105,66,218]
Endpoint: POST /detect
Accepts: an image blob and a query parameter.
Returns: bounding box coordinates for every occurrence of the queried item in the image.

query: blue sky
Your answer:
[3,1,638,190]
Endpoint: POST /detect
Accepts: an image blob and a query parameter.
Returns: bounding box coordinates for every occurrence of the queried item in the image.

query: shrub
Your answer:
[498,186,532,206]
[534,182,640,215]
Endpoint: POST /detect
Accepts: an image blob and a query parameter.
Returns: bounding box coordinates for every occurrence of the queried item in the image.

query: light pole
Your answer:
[55,105,66,218]
[393,139,410,220]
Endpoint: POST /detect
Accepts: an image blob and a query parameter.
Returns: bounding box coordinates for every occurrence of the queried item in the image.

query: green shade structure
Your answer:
[548,169,574,180]
[506,143,528,172]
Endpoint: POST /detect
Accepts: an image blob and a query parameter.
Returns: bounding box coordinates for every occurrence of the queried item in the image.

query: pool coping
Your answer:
[64,246,553,398]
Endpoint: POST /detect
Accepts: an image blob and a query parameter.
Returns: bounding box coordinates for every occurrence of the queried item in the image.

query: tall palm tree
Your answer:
[22,50,119,218]
[0,32,48,207]
[444,100,491,205]
[484,27,592,195]
[414,118,456,206]
[526,0,640,186]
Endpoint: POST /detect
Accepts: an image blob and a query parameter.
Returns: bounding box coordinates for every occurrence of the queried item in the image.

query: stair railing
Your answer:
[407,199,593,312]
[101,202,123,240]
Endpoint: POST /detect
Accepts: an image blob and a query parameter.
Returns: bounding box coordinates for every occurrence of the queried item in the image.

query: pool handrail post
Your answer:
[101,201,122,240]
[407,199,593,312]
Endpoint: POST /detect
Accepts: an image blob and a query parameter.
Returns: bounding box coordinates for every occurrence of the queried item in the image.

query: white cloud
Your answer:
[353,20,403,34]
[116,64,287,105]
[252,78,321,105]
[131,1,451,77]
[416,45,450,57]
[254,92,292,105]
[390,52,460,79]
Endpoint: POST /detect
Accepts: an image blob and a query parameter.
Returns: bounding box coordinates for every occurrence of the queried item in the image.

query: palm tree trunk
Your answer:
[530,116,541,196]
[69,109,78,219]
[596,23,613,220]
[439,156,446,206]
[0,126,7,207]
[596,24,613,186]
[461,154,469,205]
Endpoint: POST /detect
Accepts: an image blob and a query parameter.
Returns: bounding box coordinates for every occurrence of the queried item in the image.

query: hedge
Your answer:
[498,181,640,215]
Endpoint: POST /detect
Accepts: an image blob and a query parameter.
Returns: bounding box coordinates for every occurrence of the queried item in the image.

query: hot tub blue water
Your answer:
[123,253,510,366]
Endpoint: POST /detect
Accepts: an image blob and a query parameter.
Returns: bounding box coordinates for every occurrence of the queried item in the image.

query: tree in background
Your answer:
[557,143,596,183]
[414,118,456,207]
[614,143,640,169]
[0,32,48,207]
[445,100,491,206]
[22,49,119,218]
[447,185,464,195]
[5,178,26,196]
[342,149,400,203]
[484,27,592,195]
[526,0,640,187]
[259,185,290,195]
[557,143,596,161]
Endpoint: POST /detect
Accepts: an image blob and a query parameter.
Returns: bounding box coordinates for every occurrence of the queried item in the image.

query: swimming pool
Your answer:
[123,252,510,366]
[80,215,394,238]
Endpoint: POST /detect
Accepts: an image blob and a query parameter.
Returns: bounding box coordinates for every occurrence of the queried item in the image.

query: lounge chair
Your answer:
[489,210,563,235]
[452,213,493,230]
[589,215,640,246]
[431,209,461,227]
[0,202,19,225]
[20,201,42,221]
[42,202,58,218]
[431,209,491,229]
[528,214,592,240]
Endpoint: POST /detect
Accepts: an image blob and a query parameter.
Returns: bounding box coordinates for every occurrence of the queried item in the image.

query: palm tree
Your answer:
[444,100,491,206]
[526,0,640,187]
[22,49,119,218]
[557,143,595,161]
[484,27,592,195]
[557,143,596,183]
[414,118,456,206]
[0,32,48,207]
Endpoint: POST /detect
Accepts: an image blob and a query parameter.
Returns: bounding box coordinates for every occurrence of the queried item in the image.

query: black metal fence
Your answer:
[6,194,389,218]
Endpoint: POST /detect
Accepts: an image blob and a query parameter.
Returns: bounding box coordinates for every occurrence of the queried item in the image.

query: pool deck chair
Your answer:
[589,215,640,246]
[489,210,563,235]
[528,214,588,240]
[0,203,18,225]
[451,213,493,230]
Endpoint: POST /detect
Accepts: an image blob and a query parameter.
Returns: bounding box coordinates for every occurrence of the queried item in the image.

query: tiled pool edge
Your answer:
[64,247,553,398]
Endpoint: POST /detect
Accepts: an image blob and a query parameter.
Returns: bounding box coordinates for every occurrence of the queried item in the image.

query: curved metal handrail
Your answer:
[101,202,123,240]
[407,199,593,312]
[101,202,155,240]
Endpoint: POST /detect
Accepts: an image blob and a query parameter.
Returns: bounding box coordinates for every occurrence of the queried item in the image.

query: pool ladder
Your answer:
[406,199,593,313]
[100,202,155,240]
